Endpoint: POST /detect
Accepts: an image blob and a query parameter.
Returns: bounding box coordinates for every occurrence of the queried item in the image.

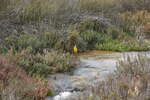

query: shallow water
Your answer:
[46,51,150,100]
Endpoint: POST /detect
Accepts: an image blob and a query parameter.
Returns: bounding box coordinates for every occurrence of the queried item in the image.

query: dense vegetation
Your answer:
[0,0,150,52]
[0,0,150,100]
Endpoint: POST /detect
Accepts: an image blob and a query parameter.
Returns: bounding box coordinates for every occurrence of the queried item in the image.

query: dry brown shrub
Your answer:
[0,56,50,100]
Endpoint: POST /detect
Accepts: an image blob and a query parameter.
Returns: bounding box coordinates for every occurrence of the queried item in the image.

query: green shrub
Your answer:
[0,45,8,54]
[96,39,150,51]
[8,49,77,77]
[64,30,81,52]
[77,19,110,49]
[79,30,111,49]
[95,40,128,51]
[80,30,98,42]
[106,25,123,39]
[40,32,60,49]
[80,30,98,49]
[5,34,44,53]
[78,19,108,33]
[17,35,43,52]
[4,33,78,76]
[54,29,87,52]
[40,51,76,72]
[5,32,60,53]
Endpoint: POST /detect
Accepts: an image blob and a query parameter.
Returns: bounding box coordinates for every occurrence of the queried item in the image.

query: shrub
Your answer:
[79,30,112,50]
[4,33,78,76]
[0,56,23,84]
[19,0,54,23]
[5,34,42,53]
[95,39,128,51]
[0,56,51,100]
[95,39,150,51]
[77,19,108,33]
[5,33,60,53]
[119,0,150,12]
[118,10,150,36]
[79,30,99,49]
[0,45,8,54]
[19,0,79,23]
[39,50,76,73]
[106,25,123,39]
[65,30,87,52]
[7,49,77,77]
[79,0,117,13]
[77,19,111,50]
[40,32,60,48]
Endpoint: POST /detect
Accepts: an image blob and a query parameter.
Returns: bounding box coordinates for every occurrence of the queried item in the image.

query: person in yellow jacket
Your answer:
[73,45,78,55]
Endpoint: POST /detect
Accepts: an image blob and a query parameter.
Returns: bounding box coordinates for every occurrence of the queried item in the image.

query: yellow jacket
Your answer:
[73,45,78,54]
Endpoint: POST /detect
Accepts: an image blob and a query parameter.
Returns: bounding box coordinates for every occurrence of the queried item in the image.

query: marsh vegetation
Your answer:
[0,0,150,100]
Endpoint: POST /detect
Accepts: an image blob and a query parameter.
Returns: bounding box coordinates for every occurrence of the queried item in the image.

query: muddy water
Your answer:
[46,51,150,100]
